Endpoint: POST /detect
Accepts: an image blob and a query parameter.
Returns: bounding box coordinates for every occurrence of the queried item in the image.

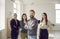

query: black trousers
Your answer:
[11,31,19,39]
[39,29,48,39]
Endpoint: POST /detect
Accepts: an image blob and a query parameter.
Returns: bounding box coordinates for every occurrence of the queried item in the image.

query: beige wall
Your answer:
[5,0,13,39]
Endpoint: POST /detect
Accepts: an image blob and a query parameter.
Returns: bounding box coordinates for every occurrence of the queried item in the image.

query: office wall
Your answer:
[22,0,60,30]
[5,0,13,39]
[0,0,6,39]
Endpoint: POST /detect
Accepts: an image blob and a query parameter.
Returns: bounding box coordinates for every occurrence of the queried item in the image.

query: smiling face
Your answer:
[29,10,35,18]
[22,15,27,20]
[42,13,46,19]
[41,13,48,25]
[13,13,17,19]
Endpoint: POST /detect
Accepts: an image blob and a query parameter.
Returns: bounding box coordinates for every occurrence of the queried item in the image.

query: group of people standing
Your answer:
[10,10,54,39]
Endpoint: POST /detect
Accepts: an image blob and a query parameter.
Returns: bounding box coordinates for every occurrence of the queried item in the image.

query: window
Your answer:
[0,0,5,30]
[13,0,21,20]
[55,4,60,23]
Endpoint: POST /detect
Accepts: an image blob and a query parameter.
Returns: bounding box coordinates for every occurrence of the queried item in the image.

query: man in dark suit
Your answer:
[10,13,20,39]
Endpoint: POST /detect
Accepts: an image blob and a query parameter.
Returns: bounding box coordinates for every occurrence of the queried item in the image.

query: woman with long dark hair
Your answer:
[20,13,28,39]
[37,13,54,39]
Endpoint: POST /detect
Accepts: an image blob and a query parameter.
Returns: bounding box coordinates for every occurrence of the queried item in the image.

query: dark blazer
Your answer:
[10,19,20,32]
[20,20,27,33]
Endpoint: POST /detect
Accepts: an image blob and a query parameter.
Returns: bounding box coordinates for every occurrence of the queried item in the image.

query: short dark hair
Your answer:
[30,10,35,13]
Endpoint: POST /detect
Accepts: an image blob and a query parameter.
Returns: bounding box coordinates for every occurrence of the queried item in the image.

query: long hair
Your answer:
[41,13,48,25]
[21,13,27,22]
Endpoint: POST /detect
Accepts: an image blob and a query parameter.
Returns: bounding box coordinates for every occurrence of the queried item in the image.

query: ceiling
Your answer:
[22,0,60,5]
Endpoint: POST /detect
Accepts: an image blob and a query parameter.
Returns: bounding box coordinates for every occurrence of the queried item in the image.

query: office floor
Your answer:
[53,31,60,39]
[8,31,60,39]
[49,31,60,39]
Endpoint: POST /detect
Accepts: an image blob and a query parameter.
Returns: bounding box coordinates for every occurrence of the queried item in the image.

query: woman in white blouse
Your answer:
[37,13,54,39]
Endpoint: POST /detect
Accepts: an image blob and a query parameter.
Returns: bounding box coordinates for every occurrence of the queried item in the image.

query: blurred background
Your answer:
[0,0,60,39]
